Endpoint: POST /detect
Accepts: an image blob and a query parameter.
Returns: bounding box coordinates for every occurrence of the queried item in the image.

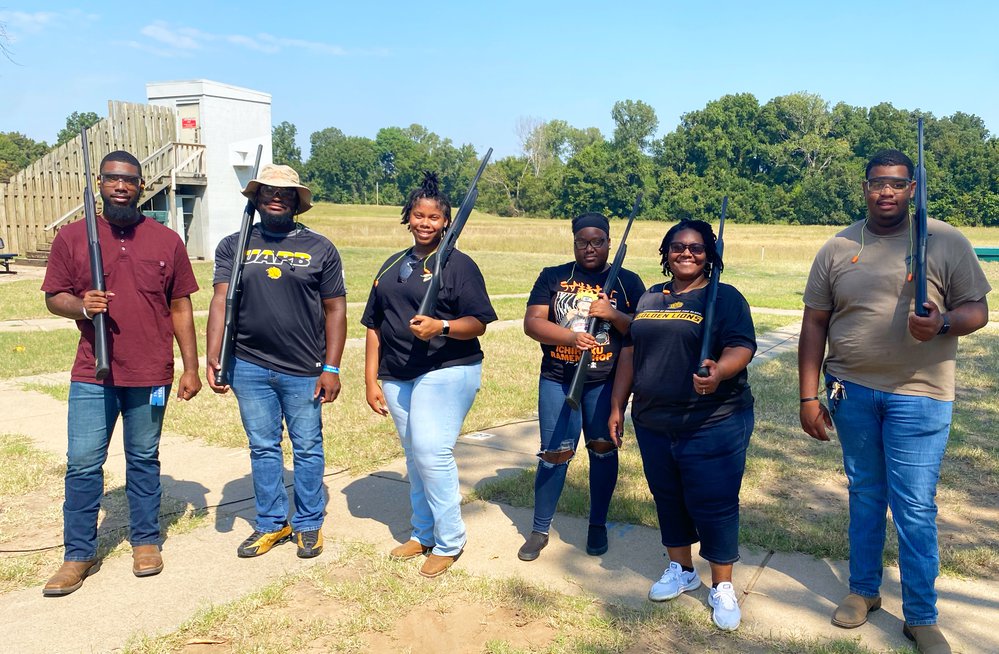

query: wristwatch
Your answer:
[440,320,451,337]
[937,313,950,335]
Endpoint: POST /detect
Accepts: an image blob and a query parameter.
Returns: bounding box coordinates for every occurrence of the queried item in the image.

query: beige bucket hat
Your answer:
[241,164,313,214]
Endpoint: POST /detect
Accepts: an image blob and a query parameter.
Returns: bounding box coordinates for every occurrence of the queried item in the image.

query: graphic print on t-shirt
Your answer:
[551,280,616,365]
[244,248,313,269]
[634,297,704,325]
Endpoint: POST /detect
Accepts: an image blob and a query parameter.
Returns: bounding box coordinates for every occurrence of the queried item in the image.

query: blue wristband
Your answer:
[322,365,340,374]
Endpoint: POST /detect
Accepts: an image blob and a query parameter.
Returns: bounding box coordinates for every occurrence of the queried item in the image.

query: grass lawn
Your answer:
[0,433,208,594]
[4,204,998,322]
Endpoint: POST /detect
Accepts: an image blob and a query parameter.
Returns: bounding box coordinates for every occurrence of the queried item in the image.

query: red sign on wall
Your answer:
[182,118,197,129]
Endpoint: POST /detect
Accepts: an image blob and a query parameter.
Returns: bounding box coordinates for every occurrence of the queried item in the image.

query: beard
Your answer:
[258,206,296,233]
[102,195,142,226]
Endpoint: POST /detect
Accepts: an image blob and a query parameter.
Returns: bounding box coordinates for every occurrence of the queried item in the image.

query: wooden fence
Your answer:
[0,100,177,255]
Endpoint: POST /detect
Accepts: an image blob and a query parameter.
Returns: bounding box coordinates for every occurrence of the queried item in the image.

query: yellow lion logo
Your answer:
[266,267,282,279]
[668,301,684,309]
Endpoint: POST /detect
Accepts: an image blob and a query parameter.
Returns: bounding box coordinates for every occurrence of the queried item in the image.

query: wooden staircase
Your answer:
[1,100,207,263]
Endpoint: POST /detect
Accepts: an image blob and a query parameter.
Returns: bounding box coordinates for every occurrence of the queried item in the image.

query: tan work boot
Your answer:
[42,560,101,597]
[831,593,882,628]
[903,623,951,654]
[132,544,164,577]
[419,551,461,578]
[389,540,433,560]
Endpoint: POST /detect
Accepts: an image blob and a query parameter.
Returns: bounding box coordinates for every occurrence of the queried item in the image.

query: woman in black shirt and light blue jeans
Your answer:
[362,173,496,579]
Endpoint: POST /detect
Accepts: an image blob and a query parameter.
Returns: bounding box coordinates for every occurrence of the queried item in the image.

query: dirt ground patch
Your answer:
[364,602,555,653]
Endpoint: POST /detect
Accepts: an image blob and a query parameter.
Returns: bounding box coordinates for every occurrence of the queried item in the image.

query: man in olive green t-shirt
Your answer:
[798,149,989,654]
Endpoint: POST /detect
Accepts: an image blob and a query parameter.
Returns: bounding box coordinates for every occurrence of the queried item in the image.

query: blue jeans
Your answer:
[64,381,168,561]
[633,408,753,564]
[382,363,482,557]
[532,377,618,533]
[827,376,952,626]
[231,357,326,534]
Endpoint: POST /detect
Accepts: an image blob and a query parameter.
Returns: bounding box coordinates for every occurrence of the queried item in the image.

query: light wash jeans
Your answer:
[231,357,326,534]
[827,376,952,626]
[382,363,482,557]
[64,381,168,561]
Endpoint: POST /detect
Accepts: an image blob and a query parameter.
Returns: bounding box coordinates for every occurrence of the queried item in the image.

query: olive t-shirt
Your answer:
[803,218,991,401]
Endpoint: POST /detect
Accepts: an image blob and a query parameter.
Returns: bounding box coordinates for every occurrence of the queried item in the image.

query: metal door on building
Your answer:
[178,103,201,143]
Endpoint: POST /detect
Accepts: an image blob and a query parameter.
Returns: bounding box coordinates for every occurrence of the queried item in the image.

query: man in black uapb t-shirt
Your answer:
[206,165,346,561]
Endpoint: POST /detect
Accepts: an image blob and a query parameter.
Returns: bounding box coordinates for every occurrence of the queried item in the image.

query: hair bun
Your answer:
[420,171,441,196]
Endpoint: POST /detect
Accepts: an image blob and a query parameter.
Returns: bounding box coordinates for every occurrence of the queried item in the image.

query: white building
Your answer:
[146,80,272,259]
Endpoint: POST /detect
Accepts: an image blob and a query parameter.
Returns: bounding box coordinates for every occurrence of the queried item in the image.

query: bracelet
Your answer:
[322,365,340,375]
[82,306,91,320]
[800,396,820,403]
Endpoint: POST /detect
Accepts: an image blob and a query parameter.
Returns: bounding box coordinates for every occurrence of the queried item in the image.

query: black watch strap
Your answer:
[937,313,950,335]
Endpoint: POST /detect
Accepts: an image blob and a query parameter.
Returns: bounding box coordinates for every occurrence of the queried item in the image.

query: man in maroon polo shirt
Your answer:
[40,150,201,597]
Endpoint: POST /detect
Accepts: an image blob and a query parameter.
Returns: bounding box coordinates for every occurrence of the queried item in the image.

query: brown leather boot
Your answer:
[42,560,101,597]
[831,593,882,628]
[132,544,164,577]
[389,540,433,560]
[419,551,462,578]
[903,623,951,654]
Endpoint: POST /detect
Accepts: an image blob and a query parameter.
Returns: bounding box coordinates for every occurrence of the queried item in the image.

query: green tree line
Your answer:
[275,93,999,226]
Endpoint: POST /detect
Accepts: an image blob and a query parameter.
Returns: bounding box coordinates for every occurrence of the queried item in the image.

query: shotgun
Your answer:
[565,194,642,411]
[416,147,493,316]
[696,196,728,378]
[215,144,264,386]
[914,118,929,317]
[80,127,110,380]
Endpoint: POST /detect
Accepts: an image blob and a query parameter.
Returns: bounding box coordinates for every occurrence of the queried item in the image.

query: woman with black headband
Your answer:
[518,212,645,562]
[361,172,497,578]
[609,219,755,632]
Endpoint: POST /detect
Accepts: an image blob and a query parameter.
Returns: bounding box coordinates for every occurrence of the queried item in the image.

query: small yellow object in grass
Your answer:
[13,344,26,353]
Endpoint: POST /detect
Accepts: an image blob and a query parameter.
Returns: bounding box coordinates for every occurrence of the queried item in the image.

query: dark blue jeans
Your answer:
[532,377,618,533]
[633,408,753,564]
[64,381,168,561]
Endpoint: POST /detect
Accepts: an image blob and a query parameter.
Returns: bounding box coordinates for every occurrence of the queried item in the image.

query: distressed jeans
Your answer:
[64,381,168,561]
[382,363,481,557]
[231,357,326,534]
[532,377,617,533]
[828,376,952,626]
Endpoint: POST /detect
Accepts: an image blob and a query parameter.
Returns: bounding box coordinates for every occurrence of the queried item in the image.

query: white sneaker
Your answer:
[708,582,741,631]
[648,560,702,601]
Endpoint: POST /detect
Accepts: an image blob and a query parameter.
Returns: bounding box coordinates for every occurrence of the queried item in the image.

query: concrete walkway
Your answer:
[1,327,996,653]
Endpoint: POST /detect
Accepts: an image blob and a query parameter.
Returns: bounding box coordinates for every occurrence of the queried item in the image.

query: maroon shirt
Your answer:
[42,215,199,386]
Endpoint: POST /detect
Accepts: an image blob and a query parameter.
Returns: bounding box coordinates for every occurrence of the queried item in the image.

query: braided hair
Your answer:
[659,219,723,280]
[401,171,452,225]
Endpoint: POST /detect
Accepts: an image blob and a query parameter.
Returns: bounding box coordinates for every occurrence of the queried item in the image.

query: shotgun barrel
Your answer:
[696,196,728,378]
[416,148,493,317]
[914,118,929,317]
[80,127,110,380]
[215,144,264,386]
[565,194,642,411]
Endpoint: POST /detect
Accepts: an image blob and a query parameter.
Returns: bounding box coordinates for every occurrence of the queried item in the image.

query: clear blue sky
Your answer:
[2,1,997,159]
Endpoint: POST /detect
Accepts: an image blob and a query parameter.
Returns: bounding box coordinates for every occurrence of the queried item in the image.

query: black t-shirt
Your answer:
[361,248,497,381]
[527,262,645,384]
[214,224,346,376]
[628,282,756,431]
